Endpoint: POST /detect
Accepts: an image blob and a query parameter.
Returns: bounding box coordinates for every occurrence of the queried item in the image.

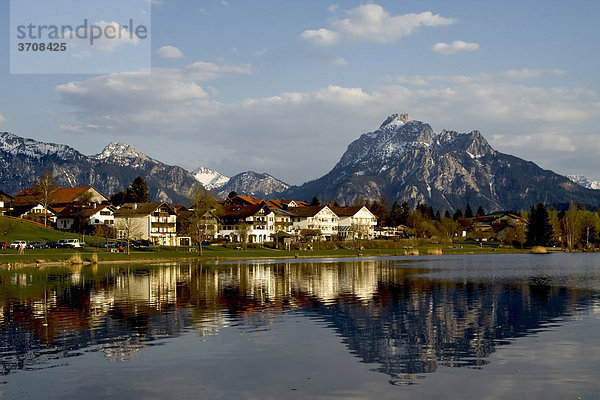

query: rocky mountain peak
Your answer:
[379,113,412,130]
[192,166,230,190]
[94,142,154,166]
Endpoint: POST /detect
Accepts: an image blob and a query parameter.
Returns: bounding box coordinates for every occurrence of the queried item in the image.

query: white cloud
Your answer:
[303,4,456,46]
[156,45,184,59]
[301,29,341,47]
[329,56,348,66]
[221,0,229,7]
[0,112,5,124]
[146,0,162,4]
[432,40,479,55]
[54,66,600,184]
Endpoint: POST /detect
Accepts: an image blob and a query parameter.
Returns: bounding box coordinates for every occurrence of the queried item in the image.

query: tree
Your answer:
[110,191,127,206]
[93,224,116,249]
[464,204,474,219]
[453,209,463,221]
[400,202,410,225]
[115,216,144,255]
[310,196,320,206]
[476,206,485,217]
[527,203,554,247]
[237,222,250,250]
[188,186,218,255]
[444,210,451,219]
[369,201,389,227]
[33,171,58,227]
[227,191,238,199]
[125,176,150,203]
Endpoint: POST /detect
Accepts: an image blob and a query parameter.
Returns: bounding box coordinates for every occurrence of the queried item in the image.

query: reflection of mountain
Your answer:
[1,260,598,380]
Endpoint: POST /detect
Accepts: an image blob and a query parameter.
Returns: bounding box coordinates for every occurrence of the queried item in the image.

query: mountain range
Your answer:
[2,113,599,211]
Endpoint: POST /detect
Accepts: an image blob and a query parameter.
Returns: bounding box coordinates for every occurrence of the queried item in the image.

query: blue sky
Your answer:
[1,0,599,185]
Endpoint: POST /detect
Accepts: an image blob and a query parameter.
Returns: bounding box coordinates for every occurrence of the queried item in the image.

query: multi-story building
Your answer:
[287,206,339,240]
[114,202,178,246]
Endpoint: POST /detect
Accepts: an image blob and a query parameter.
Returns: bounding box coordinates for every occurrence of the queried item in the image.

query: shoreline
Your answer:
[0,246,575,270]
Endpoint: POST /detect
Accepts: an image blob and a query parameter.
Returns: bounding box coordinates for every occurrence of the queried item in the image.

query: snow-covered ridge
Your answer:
[92,142,157,167]
[192,166,230,190]
[0,131,79,160]
[567,174,600,190]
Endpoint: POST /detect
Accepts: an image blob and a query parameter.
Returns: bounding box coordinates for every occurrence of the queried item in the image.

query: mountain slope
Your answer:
[215,171,289,199]
[0,133,199,204]
[284,114,600,211]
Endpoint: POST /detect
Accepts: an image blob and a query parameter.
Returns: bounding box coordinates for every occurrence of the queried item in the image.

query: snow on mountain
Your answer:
[284,113,600,211]
[567,175,600,190]
[0,131,81,160]
[92,142,156,167]
[216,171,289,199]
[192,166,230,190]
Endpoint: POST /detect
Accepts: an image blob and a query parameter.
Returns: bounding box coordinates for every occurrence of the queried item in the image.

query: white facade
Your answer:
[336,206,378,239]
[290,207,339,240]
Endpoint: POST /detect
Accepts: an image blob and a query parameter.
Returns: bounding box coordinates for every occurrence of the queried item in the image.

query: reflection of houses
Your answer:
[287,206,339,240]
[114,202,178,246]
[215,204,275,243]
[0,190,13,215]
[331,206,378,240]
[55,204,116,233]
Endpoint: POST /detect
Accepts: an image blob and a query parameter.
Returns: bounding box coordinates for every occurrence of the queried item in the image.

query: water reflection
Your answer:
[1,255,599,384]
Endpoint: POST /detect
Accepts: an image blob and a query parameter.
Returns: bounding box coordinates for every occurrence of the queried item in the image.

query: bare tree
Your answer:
[188,186,218,255]
[115,216,144,255]
[33,171,58,227]
[237,222,250,250]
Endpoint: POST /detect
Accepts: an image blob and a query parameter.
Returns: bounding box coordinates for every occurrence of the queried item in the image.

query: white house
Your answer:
[287,206,339,240]
[331,206,378,240]
[216,204,276,243]
[114,202,178,246]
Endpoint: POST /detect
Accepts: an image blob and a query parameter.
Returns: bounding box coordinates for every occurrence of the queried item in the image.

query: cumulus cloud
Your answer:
[432,40,479,55]
[302,4,456,46]
[54,65,600,184]
[156,45,184,59]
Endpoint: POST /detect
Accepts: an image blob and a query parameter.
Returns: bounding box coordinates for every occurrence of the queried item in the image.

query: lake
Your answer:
[1,253,599,399]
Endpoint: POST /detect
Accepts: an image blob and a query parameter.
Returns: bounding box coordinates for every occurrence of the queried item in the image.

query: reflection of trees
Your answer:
[0,261,598,380]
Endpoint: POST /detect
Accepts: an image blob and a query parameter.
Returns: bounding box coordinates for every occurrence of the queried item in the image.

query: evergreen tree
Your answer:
[125,176,150,203]
[388,202,400,226]
[110,190,127,206]
[527,203,554,246]
[227,191,238,199]
[400,202,410,226]
[453,209,463,221]
[310,196,320,206]
[476,205,485,217]
[435,210,441,221]
[369,201,390,226]
[444,210,451,219]
[464,204,473,218]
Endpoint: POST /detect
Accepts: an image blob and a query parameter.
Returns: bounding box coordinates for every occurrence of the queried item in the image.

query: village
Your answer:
[0,180,531,251]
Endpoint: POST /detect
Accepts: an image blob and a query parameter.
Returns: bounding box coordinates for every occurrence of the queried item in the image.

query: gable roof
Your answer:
[0,190,14,201]
[114,202,175,217]
[13,186,107,206]
[330,206,370,217]
[286,205,333,218]
[215,203,271,218]
[56,204,115,218]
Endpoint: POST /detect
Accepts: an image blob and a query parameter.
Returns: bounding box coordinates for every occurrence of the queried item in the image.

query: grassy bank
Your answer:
[0,242,531,267]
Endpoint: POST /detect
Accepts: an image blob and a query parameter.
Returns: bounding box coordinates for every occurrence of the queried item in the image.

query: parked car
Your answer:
[60,239,81,248]
[10,240,26,249]
[100,241,116,248]
[27,241,43,249]
[43,241,60,249]
[0,242,7,249]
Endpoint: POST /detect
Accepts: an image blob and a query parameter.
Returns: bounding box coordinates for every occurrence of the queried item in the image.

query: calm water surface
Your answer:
[1,253,600,399]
